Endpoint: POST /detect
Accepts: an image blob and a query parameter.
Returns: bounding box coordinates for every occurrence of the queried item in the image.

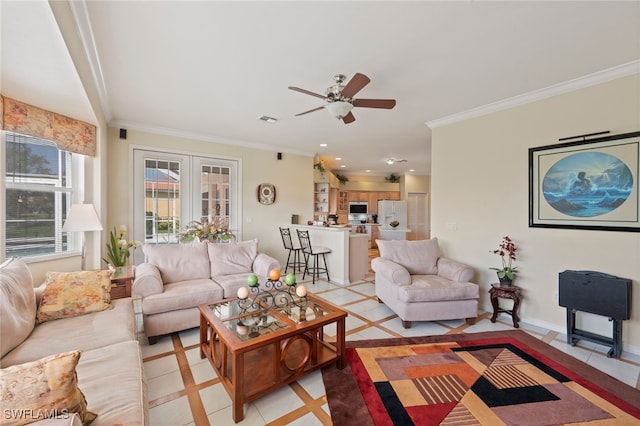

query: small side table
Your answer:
[489,283,522,328]
[110,265,135,299]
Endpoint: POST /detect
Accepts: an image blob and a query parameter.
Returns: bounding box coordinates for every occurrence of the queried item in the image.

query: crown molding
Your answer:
[68,1,112,122]
[426,60,640,129]
[110,119,313,157]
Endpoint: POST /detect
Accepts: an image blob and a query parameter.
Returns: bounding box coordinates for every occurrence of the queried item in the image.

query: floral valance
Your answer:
[0,95,96,156]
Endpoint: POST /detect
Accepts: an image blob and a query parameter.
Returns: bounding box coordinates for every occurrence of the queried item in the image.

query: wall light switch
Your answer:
[245,217,252,223]
[445,222,457,231]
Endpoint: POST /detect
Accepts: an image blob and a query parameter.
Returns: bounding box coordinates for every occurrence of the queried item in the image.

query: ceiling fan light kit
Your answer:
[325,101,353,119]
[289,72,396,124]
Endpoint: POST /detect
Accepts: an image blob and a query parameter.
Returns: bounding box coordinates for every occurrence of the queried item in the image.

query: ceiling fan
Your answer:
[288,73,396,124]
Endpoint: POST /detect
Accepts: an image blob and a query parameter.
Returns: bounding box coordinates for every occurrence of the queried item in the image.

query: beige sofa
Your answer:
[133,239,281,344]
[372,238,479,328]
[0,257,147,426]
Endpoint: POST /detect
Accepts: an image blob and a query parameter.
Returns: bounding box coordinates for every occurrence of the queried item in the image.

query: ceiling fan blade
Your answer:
[353,98,396,109]
[342,111,356,124]
[295,106,325,116]
[340,73,371,98]
[288,86,327,100]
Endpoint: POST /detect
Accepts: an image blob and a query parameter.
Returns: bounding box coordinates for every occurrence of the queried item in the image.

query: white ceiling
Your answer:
[2,1,639,175]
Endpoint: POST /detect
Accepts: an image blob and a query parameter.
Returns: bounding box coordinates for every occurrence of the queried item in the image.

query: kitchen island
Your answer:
[378,227,411,241]
[291,225,368,284]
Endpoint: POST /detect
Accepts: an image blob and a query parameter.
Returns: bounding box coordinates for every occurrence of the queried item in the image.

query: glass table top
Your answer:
[205,290,334,341]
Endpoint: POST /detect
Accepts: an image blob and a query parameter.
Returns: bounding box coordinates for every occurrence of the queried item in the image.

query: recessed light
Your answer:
[320,143,328,147]
[386,159,394,165]
[335,157,342,161]
[365,170,371,173]
[409,169,415,172]
[258,115,278,123]
[340,165,346,168]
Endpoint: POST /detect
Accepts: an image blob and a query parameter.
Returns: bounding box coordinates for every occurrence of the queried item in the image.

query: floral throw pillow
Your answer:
[0,350,97,425]
[36,270,112,324]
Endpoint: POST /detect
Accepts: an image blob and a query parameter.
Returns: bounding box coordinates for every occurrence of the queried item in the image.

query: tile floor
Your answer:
[140,258,640,426]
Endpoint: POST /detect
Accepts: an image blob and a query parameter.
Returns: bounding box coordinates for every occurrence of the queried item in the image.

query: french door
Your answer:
[132,148,239,262]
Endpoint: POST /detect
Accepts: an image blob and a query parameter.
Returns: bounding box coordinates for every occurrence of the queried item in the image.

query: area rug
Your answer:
[321,330,640,425]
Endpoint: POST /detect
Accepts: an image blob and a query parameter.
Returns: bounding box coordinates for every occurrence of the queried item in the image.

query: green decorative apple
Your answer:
[284,273,296,286]
[247,274,259,287]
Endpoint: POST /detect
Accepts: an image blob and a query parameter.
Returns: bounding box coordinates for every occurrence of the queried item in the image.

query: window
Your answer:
[3,132,78,259]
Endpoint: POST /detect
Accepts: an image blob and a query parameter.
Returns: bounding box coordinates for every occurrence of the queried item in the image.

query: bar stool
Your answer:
[296,229,331,284]
[279,227,304,273]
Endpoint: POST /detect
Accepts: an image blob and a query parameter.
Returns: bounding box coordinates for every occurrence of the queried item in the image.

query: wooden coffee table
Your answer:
[199,291,347,423]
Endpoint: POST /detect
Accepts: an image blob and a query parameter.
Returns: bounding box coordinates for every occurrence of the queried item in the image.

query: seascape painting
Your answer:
[542,152,633,217]
[529,132,640,232]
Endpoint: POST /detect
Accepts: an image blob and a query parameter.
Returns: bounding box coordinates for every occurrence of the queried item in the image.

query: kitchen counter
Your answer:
[378,227,411,241]
[291,225,368,284]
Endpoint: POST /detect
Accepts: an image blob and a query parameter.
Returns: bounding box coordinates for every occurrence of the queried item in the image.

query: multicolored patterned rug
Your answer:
[321,331,640,425]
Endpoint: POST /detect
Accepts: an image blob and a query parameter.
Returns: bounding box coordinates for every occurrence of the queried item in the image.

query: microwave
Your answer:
[349,202,368,214]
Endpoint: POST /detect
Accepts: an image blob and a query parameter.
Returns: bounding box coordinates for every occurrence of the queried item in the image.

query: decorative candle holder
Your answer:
[237,278,308,314]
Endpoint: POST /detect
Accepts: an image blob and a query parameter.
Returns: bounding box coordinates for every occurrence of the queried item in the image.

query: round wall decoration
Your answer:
[258,183,276,205]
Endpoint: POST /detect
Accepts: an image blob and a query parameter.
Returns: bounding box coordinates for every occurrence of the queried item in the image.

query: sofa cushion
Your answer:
[141,279,224,315]
[377,238,441,275]
[208,239,258,277]
[0,350,96,426]
[143,242,210,284]
[36,270,112,324]
[1,299,135,368]
[0,257,36,358]
[398,275,479,303]
[75,341,147,426]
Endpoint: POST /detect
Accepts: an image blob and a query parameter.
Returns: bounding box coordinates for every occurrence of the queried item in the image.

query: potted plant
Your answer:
[489,235,518,286]
[180,216,234,243]
[385,173,401,183]
[336,174,349,185]
[103,225,139,268]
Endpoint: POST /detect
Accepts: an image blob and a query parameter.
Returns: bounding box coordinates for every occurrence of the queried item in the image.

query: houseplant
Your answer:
[103,225,138,267]
[385,173,401,183]
[490,235,518,286]
[336,174,349,185]
[179,216,234,243]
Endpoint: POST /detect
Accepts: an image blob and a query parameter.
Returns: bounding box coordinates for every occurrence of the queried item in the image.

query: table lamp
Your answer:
[61,203,103,270]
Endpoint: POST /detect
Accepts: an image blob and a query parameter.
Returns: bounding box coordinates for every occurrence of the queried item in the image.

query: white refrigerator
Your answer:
[378,200,407,227]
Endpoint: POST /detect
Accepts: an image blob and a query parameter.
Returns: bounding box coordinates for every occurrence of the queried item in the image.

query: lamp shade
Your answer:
[325,101,353,119]
[61,203,103,232]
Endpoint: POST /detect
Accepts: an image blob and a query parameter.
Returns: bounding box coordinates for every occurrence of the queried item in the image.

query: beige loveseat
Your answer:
[133,239,281,344]
[0,257,147,426]
[372,238,479,328]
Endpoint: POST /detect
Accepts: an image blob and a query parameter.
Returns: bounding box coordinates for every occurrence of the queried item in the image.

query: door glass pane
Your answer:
[144,158,181,243]
[200,164,231,220]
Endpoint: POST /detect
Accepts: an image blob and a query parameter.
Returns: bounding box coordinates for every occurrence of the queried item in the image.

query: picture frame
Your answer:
[529,131,640,232]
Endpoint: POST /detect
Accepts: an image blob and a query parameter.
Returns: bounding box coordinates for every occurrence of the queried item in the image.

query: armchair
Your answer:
[372,238,479,328]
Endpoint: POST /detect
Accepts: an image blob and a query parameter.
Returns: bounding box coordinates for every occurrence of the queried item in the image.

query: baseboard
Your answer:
[480,302,640,357]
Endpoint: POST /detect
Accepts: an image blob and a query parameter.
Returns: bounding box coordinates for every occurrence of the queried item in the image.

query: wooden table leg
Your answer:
[232,351,244,423]
[336,317,346,370]
[490,291,499,323]
[200,316,206,359]
[512,295,520,328]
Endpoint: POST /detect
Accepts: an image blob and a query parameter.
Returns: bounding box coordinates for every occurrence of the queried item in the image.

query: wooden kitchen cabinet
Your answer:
[338,191,348,213]
[368,192,379,213]
[348,191,367,202]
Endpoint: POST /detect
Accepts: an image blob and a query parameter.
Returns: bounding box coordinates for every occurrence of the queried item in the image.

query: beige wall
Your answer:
[106,128,313,266]
[430,74,640,352]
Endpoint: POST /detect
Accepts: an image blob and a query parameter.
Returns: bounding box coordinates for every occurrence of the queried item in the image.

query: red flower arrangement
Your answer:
[490,236,518,281]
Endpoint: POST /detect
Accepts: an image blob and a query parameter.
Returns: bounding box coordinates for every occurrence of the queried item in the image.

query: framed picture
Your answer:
[529,131,640,232]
